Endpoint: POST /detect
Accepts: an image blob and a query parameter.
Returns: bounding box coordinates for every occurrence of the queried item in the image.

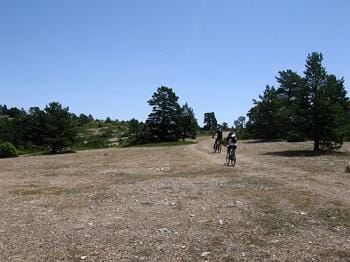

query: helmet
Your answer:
[231,133,236,137]
[228,132,233,136]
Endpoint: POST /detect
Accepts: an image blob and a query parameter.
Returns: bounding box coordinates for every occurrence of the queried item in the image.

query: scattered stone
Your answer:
[269,239,280,244]
[80,256,87,260]
[241,252,246,257]
[190,214,195,217]
[201,252,210,257]
[181,245,186,249]
[219,220,224,225]
[158,228,170,233]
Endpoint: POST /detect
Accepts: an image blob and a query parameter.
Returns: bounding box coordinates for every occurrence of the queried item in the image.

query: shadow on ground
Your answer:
[263,150,350,157]
[244,140,284,144]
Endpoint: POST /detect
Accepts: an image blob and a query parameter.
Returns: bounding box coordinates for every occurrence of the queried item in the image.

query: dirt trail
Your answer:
[0,137,349,261]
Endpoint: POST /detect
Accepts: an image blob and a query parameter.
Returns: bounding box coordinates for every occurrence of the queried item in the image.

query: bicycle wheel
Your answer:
[218,143,222,153]
[231,153,236,167]
[226,152,230,166]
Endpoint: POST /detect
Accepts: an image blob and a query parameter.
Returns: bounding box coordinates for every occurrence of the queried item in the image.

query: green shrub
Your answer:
[0,142,18,158]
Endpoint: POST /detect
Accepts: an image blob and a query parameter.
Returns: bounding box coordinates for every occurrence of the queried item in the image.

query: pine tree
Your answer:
[203,112,217,130]
[178,103,198,141]
[146,86,181,142]
[43,102,77,153]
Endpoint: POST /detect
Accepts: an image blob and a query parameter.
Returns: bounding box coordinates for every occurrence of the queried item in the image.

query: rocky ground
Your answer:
[0,137,349,261]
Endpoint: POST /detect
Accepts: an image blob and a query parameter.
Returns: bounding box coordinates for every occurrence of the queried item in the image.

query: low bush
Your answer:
[0,142,18,158]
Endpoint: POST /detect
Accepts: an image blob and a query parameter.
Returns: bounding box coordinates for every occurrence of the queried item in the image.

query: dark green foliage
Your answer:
[234,116,248,139]
[221,122,229,131]
[246,52,350,150]
[0,142,18,158]
[146,86,182,142]
[125,118,148,145]
[43,102,77,154]
[77,113,90,125]
[246,86,284,139]
[304,53,349,150]
[178,103,198,141]
[203,112,217,130]
[125,87,198,146]
[25,107,46,146]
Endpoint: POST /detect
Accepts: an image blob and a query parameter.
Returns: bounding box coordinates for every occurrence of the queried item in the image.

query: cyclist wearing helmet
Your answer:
[226,132,237,154]
[213,127,223,149]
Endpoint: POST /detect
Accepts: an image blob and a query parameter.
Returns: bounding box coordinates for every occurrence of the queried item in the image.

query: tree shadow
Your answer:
[244,139,284,144]
[263,150,350,158]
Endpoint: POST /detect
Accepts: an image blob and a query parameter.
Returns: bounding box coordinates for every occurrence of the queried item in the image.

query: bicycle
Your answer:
[213,139,222,153]
[225,145,236,167]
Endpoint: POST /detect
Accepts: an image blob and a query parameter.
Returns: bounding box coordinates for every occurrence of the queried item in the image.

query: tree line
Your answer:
[0,87,199,156]
[0,102,77,154]
[244,52,350,151]
[1,52,348,156]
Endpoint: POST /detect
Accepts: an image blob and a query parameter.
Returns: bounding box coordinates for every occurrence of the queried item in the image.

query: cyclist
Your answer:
[212,127,223,150]
[225,132,237,154]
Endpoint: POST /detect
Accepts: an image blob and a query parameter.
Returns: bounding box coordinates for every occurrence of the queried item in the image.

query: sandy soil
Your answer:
[0,138,349,261]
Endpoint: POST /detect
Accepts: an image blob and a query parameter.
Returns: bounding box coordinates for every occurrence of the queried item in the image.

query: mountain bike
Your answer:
[213,139,222,153]
[225,145,236,167]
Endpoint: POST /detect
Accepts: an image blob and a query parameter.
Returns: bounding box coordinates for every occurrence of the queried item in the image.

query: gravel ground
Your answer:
[0,138,349,261]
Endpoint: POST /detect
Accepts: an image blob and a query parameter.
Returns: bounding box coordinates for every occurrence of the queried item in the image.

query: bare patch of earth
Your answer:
[0,138,349,261]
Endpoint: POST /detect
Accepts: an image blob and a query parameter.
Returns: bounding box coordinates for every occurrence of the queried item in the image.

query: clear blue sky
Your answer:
[1,0,349,126]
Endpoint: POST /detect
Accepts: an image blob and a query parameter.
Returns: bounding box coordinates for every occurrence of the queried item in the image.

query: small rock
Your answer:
[80,256,87,260]
[308,241,312,244]
[201,252,210,257]
[158,228,170,233]
[219,220,224,225]
[190,214,195,217]
[300,211,307,215]
[241,252,246,257]
[181,245,186,249]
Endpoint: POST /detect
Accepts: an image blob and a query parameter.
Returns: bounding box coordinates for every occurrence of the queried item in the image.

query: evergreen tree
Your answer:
[315,74,350,150]
[276,70,307,141]
[221,122,229,131]
[304,52,327,150]
[246,86,283,139]
[178,103,198,141]
[146,86,181,142]
[26,107,46,147]
[43,102,77,153]
[203,112,217,130]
